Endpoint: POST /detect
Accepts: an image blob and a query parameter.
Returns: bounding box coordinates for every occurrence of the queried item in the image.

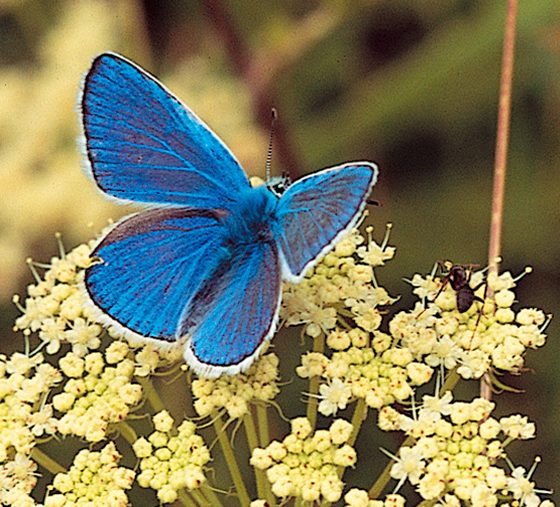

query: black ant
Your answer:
[428,262,490,348]
[439,263,485,313]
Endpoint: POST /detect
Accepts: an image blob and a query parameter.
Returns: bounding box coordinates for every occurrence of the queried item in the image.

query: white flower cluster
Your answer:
[52,343,142,442]
[393,268,548,379]
[13,239,183,374]
[283,227,428,415]
[299,330,433,415]
[191,353,280,419]
[251,417,356,503]
[133,410,210,504]
[0,352,60,506]
[281,226,396,339]
[13,242,102,356]
[379,392,553,504]
[46,442,134,507]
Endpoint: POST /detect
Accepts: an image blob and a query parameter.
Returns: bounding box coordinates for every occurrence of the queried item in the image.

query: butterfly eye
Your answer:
[266,173,292,197]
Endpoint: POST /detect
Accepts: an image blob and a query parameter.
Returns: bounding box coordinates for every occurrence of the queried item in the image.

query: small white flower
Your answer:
[507,467,540,507]
[318,378,352,416]
[390,446,426,485]
[422,391,453,418]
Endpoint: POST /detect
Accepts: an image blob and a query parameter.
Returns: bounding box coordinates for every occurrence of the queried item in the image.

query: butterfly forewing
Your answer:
[81,53,250,209]
[274,163,378,281]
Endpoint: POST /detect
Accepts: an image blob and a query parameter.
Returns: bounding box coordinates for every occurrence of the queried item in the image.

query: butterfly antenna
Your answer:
[265,108,277,181]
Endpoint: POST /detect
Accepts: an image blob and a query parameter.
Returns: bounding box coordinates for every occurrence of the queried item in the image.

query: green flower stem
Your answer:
[244,412,275,506]
[348,398,368,447]
[200,482,223,507]
[368,370,461,497]
[213,414,251,506]
[306,332,325,430]
[256,403,270,447]
[188,488,210,507]
[367,452,396,499]
[137,376,166,412]
[178,489,198,507]
[31,447,65,475]
[306,374,320,430]
[117,421,138,444]
[441,368,460,394]
[417,500,438,507]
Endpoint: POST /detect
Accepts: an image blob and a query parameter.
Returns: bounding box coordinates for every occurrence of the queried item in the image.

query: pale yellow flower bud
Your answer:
[157,485,178,503]
[327,329,351,350]
[133,438,153,458]
[333,444,357,466]
[105,341,130,364]
[250,448,273,469]
[84,352,104,375]
[52,473,73,493]
[149,431,169,448]
[407,362,433,385]
[320,475,344,502]
[52,392,75,412]
[329,419,353,444]
[344,488,370,507]
[291,417,312,439]
[153,410,174,433]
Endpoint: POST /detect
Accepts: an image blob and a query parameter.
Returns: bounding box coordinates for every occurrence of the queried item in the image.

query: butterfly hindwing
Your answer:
[80,53,250,209]
[180,240,282,377]
[85,207,228,340]
[274,162,378,281]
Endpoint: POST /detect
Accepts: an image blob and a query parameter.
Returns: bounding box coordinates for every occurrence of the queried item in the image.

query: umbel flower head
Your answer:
[282,225,395,339]
[4,222,554,506]
[0,351,61,505]
[13,237,182,371]
[13,241,102,357]
[392,266,548,379]
[251,417,357,503]
[52,343,142,442]
[378,392,552,504]
[191,352,280,419]
[284,226,433,415]
[133,410,211,504]
[45,442,135,507]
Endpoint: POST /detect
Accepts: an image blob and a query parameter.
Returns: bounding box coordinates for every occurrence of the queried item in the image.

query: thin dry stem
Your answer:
[483,0,518,401]
[202,0,303,177]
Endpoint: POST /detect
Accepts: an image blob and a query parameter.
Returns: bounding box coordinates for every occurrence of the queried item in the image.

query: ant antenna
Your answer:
[265,108,277,181]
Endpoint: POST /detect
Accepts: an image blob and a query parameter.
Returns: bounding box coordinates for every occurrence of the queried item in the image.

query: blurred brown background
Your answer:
[1,0,558,500]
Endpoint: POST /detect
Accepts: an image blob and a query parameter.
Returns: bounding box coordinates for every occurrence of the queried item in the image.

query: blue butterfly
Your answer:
[80,53,378,378]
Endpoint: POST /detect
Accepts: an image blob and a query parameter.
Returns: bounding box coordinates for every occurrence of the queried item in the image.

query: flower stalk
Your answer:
[212,415,251,506]
[484,0,519,401]
[31,447,65,475]
[306,331,325,430]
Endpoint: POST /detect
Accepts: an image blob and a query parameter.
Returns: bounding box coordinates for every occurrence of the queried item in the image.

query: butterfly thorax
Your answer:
[222,185,279,248]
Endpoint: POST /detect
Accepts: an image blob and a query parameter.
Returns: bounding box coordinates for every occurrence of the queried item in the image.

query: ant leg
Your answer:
[468,282,489,349]
[417,272,450,319]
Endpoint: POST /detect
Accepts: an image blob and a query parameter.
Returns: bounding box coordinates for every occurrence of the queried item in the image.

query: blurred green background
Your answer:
[1,0,558,501]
